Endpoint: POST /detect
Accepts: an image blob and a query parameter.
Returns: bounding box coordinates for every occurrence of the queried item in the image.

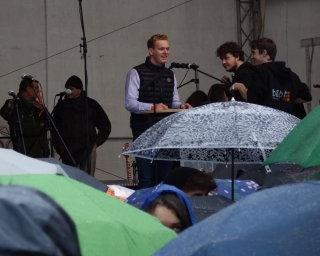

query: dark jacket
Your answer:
[227,62,257,101]
[247,61,312,114]
[130,57,175,132]
[0,93,48,158]
[53,91,111,165]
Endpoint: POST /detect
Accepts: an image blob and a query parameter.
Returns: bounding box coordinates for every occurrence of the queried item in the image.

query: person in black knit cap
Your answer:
[53,75,111,176]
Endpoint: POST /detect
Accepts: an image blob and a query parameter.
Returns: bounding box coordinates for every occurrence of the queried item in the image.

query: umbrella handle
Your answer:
[265,165,272,174]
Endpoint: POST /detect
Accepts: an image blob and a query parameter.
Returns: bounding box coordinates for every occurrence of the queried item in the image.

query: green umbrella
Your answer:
[0,174,176,256]
[263,105,320,168]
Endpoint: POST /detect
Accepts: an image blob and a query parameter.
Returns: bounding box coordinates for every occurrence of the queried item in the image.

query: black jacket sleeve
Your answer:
[93,101,111,147]
[297,82,312,102]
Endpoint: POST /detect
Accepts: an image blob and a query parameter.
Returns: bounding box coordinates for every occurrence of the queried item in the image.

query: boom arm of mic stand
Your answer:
[196,69,232,87]
[177,79,198,89]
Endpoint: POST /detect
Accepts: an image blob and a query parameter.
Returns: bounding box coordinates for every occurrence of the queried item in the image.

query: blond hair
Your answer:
[147,34,169,49]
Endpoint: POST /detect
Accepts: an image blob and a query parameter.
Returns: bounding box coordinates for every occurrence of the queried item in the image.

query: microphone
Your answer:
[8,90,19,100]
[170,62,199,70]
[313,84,320,88]
[55,89,72,97]
[21,73,35,81]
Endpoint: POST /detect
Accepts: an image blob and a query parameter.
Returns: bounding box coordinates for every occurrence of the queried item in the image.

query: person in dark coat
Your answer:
[216,41,257,101]
[53,75,111,176]
[0,78,49,158]
[233,37,312,114]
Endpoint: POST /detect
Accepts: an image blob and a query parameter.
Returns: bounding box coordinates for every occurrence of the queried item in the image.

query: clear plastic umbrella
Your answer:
[122,101,300,200]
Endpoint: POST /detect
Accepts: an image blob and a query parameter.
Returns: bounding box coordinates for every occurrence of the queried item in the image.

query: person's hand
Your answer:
[180,103,192,109]
[155,103,169,110]
[32,100,44,110]
[32,91,44,110]
[230,82,244,91]
[221,76,231,84]
[230,83,248,101]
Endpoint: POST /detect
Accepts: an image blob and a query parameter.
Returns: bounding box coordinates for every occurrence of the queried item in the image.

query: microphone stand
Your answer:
[27,85,76,165]
[13,98,26,155]
[177,78,199,90]
[195,68,234,98]
[195,70,199,91]
[49,95,73,160]
[78,0,91,175]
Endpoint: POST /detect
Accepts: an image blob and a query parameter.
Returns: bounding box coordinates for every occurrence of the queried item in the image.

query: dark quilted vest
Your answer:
[130,57,175,131]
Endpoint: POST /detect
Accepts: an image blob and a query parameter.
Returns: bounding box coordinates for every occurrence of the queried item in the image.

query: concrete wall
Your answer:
[0,0,319,181]
[264,0,320,109]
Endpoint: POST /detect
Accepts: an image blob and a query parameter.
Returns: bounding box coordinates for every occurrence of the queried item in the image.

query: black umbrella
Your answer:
[189,195,234,222]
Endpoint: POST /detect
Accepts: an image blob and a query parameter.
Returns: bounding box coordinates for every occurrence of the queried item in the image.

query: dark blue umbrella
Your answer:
[154,181,320,256]
[0,185,81,256]
[39,158,108,192]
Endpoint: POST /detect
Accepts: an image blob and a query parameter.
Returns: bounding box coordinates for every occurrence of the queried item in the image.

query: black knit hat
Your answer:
[163,166,200,190]
[65,75,83,89]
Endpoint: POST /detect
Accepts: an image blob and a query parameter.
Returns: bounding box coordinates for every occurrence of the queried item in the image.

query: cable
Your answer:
[95,167,126,180]
[0,0,192,78]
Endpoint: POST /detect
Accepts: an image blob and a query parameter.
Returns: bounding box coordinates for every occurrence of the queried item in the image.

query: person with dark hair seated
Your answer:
[185,90,209,107]
[126,167,217,206]
[164,166,217,197]
[207,84,228,103]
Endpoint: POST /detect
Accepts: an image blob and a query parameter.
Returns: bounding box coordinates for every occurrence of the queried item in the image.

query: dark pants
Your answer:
[132,130,173,189]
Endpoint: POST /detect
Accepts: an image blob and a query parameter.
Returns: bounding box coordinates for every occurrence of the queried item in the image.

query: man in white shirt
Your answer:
[125,34,191,188]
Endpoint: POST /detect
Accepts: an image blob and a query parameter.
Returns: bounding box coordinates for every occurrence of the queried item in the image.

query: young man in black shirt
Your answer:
[216,41,256,101]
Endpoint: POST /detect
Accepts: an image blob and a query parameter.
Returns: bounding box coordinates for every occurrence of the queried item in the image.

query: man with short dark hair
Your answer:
[53,75,111,176]
[0,78,48,158]
[232,37,312,114]
[216,41,256,101]
[125,34,192,189]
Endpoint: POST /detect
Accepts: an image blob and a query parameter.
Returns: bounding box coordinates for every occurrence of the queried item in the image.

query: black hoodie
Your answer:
[229,61,257,101]
[247,61,311,114]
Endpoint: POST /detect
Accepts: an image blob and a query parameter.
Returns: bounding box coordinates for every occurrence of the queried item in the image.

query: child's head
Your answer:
[145,192,192,233]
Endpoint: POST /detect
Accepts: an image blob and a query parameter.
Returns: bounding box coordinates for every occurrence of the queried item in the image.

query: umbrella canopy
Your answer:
[0,185,81,256]
[0,148,67,176]
[154,181,320,256]
[39,157,108,192]
[263,105,320,168]
[189,195,234,222]
[0,174,176,256]
[122,101,299,200]
[123,101,299,164]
